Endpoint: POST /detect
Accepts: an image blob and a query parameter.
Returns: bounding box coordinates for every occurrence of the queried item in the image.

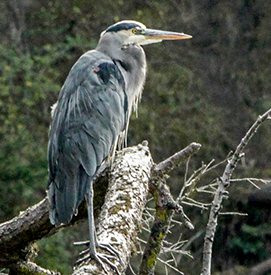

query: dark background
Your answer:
[1,0,271,274]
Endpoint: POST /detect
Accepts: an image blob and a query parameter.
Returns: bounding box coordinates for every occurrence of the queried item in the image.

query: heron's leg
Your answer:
[85,183,97,257]
[75,184,121,274]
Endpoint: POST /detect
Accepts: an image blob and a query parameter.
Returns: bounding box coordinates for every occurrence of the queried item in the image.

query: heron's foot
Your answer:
[74,241,123,274]
[76,251,121,275]
[74,240,90,246]
[75,241,123,265]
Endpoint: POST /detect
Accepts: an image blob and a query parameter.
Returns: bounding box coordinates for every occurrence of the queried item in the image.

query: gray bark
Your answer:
[73,143,153,274]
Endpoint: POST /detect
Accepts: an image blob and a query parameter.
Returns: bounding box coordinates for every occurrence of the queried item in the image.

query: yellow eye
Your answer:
[132,29,137,34]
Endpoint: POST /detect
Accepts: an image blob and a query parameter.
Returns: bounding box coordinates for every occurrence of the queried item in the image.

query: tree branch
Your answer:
[72,143,153,274]
[9,261,61,275]
[0,141,202,274]
[139,142,201,275]
[249,257,271,275]
[0,173,109,268]
[154,142,201,174]
[0,153,109,271]
[201,108,271,275]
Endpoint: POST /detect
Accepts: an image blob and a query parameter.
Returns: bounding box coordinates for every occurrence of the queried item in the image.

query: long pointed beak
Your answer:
[138,28,192,45]
[144,28,192,40]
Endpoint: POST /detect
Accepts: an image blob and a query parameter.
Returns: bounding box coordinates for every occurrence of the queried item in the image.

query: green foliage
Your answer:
[0,45,56,220]
[36,230,76,275]
[229,224,270,263]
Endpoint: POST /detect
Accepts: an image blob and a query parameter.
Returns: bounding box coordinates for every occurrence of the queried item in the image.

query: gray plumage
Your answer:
[47,20,191,268]
[48,51,131,224]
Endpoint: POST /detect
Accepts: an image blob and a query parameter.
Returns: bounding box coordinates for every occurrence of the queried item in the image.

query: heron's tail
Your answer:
[48,165,91,225]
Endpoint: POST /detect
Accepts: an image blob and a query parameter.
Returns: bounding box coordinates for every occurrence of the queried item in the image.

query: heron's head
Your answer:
[100,20,192,46]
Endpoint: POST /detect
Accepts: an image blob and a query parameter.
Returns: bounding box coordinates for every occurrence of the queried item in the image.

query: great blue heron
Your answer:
[47,20,191,271]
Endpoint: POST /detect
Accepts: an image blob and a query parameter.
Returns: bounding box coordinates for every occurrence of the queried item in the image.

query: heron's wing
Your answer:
[48,50,128,225]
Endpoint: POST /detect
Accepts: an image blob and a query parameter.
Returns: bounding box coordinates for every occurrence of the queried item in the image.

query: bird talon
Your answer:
[75,254,89,266]
[74,239,123,265]
[98,253,121,275]
[75,250,121,275]
[78,248,89,257]
[74,240,90,246]
[98,242,124,266]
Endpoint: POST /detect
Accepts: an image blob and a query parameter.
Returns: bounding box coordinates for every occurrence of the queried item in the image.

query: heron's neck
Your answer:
[116,44,146,117]
[96,32,123,57]
[96,33,147,116]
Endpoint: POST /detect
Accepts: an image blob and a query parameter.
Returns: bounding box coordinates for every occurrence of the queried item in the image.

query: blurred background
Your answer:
[1,0,271,274]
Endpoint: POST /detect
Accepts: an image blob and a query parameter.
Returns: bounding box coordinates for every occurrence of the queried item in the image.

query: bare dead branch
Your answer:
[249,257,271,275]
[0,141,201,275]
[157,257,185,275]
[201,108,271,275]
[230,178,271,189]
[0,198,53,266]
[139,143,201,275]
[219,212,248,216]
[0,175,108,269]
[72,143,153,274]
[9,261,61,275]
[154,142,201,174]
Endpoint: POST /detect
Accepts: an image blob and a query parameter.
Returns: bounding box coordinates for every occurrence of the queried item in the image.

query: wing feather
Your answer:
[48,50,127,225]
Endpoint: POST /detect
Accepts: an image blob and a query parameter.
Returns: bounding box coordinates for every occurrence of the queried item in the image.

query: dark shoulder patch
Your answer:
[96,62,125,90]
